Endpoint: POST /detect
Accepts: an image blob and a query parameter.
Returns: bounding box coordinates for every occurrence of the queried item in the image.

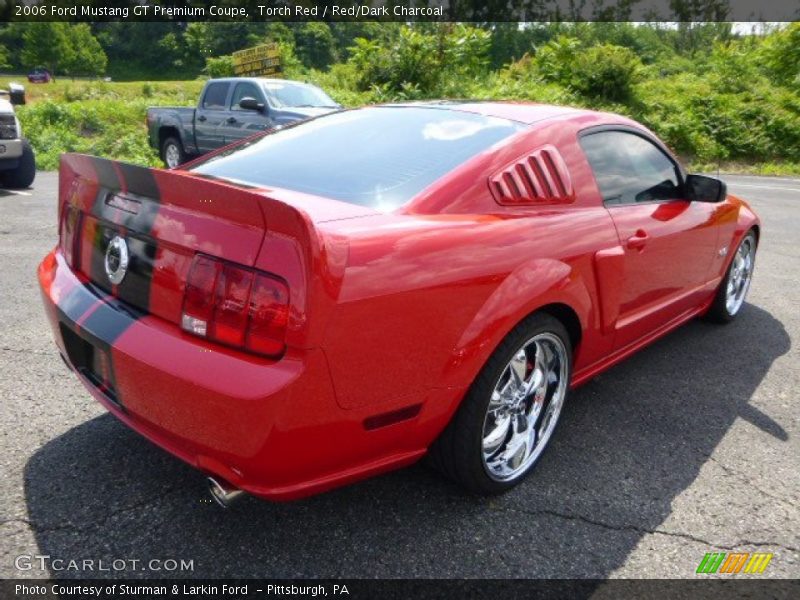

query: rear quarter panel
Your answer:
[318,116,621,413]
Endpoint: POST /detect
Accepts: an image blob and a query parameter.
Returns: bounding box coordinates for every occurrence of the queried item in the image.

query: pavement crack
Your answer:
[701,451,797,510]
[0,346,52,357]
[0,487,181,534]
[491,505,800,554]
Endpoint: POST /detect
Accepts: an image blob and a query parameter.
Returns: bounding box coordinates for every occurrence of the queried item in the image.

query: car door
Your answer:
[194,81,231,152]
[222,81,273,144]
[580,128,719,349]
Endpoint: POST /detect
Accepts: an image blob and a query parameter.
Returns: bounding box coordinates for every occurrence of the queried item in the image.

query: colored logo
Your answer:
[696,552,773,574]
[104,235,129,285]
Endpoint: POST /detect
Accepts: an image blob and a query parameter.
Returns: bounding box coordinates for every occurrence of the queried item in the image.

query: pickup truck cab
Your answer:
[147,77,340,168]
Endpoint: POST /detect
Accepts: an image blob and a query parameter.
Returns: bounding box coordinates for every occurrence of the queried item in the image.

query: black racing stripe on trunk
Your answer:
[88,220,113,296]
[86,159,122,291]
[115,236,156,312]
[117,161,161,199]
[86,222,158,314]
[88,157,122,191]
[85,159,162,314]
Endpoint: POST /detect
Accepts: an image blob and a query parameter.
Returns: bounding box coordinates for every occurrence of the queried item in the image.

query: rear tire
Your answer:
[429,313,572,495]
[161,136,186,169]
[1,139,36,189]
[706,231,757,323]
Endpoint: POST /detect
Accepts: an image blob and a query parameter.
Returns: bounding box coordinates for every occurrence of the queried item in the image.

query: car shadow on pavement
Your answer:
[23,304,790,579]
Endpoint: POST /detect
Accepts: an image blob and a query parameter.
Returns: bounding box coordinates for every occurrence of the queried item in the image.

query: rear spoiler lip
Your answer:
[58,152,330,349]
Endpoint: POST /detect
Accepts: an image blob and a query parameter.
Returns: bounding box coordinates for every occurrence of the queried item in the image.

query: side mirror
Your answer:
[686,174,726,203]
[9,83,25,106]
[238,97,265,112]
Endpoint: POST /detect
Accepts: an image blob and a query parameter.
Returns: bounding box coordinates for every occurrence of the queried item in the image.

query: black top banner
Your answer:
[1,0,799,22]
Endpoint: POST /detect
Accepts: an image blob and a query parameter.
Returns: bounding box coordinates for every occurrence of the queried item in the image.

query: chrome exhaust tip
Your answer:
[207,476,244,508]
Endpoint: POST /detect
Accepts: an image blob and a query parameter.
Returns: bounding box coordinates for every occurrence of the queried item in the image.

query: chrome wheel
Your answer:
[164,143,181,168]
[482,333,568,482]
[725,236,754,316]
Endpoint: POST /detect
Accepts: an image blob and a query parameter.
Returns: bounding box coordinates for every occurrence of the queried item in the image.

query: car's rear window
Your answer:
[189,107,524,209]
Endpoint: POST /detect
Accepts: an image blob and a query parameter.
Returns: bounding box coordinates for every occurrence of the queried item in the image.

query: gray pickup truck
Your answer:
[147,77,340,168]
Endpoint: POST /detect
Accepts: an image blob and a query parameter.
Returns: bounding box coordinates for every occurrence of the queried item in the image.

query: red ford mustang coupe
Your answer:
[39,103,759,506]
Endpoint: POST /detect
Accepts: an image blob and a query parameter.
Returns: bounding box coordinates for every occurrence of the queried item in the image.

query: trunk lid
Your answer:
[59,154,270,327]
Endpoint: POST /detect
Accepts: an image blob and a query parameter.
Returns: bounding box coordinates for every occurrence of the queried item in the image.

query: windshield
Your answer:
[262,82,337,108]
[189,106,524,210]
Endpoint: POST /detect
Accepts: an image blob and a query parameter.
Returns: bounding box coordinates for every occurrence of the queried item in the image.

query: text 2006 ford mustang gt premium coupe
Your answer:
[39,103,759,506]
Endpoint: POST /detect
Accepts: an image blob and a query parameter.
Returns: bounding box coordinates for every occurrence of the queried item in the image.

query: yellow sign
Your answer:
[231,43,282,77]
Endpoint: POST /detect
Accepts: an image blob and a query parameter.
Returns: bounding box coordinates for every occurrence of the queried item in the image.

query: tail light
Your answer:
[181,254,289,358]
[59,205,81,269]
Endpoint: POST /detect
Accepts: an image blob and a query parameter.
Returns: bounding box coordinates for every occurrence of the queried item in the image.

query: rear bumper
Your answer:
[38,249,453,500]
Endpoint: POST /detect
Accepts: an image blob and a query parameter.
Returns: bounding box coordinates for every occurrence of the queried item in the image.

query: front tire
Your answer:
[161,136,186,169]
[1,139,36,189]
[706,231,757,323]
[429,313,572,495]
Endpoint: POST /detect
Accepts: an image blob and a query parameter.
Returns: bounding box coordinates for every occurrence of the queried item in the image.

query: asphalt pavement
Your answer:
[0,172,797,580]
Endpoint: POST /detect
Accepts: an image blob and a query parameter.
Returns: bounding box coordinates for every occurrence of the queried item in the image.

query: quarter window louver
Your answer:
[489,145,574,205]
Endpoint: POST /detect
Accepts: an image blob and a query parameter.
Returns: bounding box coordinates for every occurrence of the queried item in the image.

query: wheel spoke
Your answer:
[481,332,569,482]
[483,413,511,454]
[497,414,529,467]
[724,237,755,317]
[508,349,527,392]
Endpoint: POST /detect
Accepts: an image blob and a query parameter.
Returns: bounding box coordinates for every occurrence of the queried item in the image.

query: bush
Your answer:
[203,55,234,78]
[568,44,642,103]
[347,24,490,98]
[535,36,582,85]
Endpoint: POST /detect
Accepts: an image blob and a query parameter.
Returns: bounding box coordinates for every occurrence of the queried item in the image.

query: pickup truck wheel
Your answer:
[161,136,186,169]
[428,313,572,495]
[1,139,36,189]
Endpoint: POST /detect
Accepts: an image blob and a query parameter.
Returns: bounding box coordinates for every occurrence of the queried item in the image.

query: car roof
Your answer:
[386,101,605,126]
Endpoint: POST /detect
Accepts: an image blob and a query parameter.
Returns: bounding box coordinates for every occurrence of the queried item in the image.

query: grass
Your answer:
[0,76,204,104]
[2,75,798,177]
[2,77,203,170]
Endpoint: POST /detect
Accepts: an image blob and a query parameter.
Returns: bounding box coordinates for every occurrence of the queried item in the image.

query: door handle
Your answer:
[626,229,649,250]
[197,115,207,122]
[226,117,237,124]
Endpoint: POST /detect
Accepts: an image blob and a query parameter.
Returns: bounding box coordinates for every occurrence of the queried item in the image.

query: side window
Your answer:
[201,82,230,110]
[230,82,262,110]
[580,131,682,205]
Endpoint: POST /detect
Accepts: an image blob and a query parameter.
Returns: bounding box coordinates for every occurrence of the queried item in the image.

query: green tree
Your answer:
[760,23,800,89]
[21,22,73,76]
[62,24,107,77]
[295,23,337,70]
[94,22,186,80]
